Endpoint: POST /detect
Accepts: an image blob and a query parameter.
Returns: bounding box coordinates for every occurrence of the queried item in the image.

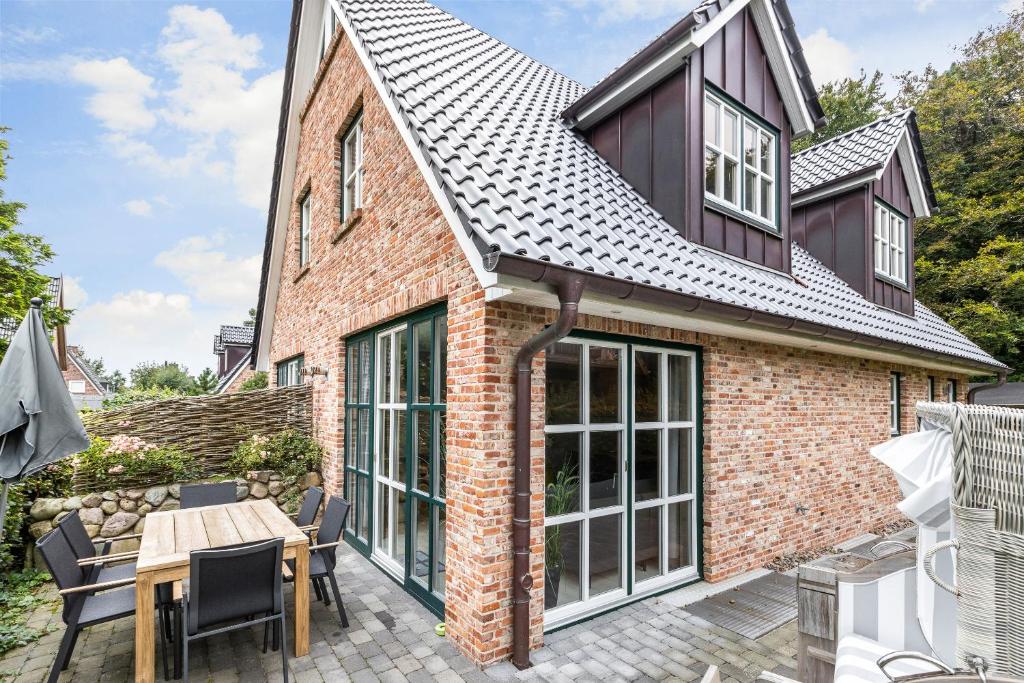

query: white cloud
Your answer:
[915,0,936,12]
[800,28,857,88]
[153,235,261,308]
[565,0,693,24]
[3,26,60,45]
[123,199,153,216]
[69,57,157,133]
[1,55,80,83]
[61,276,88,309]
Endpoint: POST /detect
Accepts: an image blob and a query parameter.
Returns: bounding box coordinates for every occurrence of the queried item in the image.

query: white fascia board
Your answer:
[791,173,873,207]
[892,131,932,218]
[747,0,815,137]
[330,0,496,291]
[492,274,988,376]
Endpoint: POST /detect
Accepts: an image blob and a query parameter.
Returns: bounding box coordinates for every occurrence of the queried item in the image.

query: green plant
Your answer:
[74,434,200,489]
[239,371,268,392]
[544,462,579,569]
[101,386,184,410]
[229,430,322,478]
[0,462,74,571]
[194,367,218,393]
[0,569,55,655]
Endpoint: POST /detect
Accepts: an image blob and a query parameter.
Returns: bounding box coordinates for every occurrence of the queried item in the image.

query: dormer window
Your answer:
[874,200,907,285]
[704,89,777,231]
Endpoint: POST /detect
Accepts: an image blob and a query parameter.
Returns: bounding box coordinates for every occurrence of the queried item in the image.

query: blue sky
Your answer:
[1,0,1019,378]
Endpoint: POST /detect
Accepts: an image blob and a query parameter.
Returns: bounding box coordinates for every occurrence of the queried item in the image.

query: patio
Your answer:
[0,545,797,683]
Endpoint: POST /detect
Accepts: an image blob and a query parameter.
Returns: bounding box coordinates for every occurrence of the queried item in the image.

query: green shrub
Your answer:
[239,371,268,392]
[229,430,322,478]
[0,463,74,571]
[0,569,55,655]
[101,386,185,410]
[75,434,200,489]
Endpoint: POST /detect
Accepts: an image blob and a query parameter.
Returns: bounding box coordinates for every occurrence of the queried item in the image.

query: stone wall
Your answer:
[27,470,322,554]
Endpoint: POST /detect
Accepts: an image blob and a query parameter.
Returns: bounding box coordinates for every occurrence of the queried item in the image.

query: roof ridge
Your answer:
[792,108,912,159]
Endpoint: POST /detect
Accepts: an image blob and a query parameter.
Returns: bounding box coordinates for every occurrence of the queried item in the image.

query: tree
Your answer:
[239,371,268,392]
[107,370,126,393]
[792,71,894,153]
[243,307,257,327]
[895,11,1024,375]
[130,361,197,394]
[76,349,106,379]
[0,129,70,362]
[194,367,218,393]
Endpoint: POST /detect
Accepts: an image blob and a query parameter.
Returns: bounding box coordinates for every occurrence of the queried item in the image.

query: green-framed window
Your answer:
[276,354,304,387]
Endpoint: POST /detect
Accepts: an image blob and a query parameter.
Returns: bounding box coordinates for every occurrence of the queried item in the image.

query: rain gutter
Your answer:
[967,372,1009,404]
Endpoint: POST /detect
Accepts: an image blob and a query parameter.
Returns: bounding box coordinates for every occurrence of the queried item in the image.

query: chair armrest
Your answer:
[59,577,135,596]
[106,532,144,542]
[308,541,342,553]
[298,525,318,532]
[77,550,139,567]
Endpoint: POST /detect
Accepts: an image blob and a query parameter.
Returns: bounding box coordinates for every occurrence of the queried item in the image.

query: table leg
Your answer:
[135,572,155,683]
[294,544,309,657]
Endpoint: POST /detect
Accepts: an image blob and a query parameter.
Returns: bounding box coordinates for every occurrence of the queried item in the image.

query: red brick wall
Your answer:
[63,357,103,396]
[265,25,971,667]
[222,366,256,394]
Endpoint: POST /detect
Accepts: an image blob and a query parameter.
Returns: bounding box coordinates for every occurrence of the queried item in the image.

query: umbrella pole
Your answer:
[0,480,9,544]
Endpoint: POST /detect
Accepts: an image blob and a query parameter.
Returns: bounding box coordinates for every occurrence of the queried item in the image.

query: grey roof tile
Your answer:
[214,325,254,354]
[334,0,1002,370]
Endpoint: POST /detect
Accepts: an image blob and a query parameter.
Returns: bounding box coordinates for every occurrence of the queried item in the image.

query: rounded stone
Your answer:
[81,493,104,508]
[235,485,249,501]
[249,482,269,499]
[125,489,146,501]
[100,511,140,538]
[168,484,181,499]
[100,500,119,515]
[30,498,64,520]
[144,486,168,507]
[62,496,83,511]
[102,491,118,501]
[119,499,138,512]
[28,520,52,539]
[138,503,153,516]
[268,481,285,497]
[299,472,322,490]
[159,500,180,512]
[53,511,71,524]
[78,507,105,526]
[83,524,101,538]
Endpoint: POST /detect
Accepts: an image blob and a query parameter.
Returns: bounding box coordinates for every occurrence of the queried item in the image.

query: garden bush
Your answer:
[229,430,322,478]
[0,461,73,571]
[75,434,200,489]
[101,386,184,410]
[0,569,54,655]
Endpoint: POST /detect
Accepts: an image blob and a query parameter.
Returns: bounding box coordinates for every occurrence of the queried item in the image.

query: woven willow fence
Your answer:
[76,385,313,492]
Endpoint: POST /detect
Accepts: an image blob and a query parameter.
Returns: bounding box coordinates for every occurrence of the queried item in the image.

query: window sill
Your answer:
[704,198,781,237]
[293,265,311,284]
[332,208,363,244]
[874,271,910,292]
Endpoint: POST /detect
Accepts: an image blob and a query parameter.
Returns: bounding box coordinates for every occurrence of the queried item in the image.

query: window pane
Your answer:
[415,321,432,403]
[545,521,581,609]
[760,179,772,220]
[436,316,447,403]
[397,330,408,402]
[381,335,392,403]
[346,407,357,469]
[377,487,389,553]
[436,413,446,499]
[589,431,621,510]
[634,350,660,422]
[347,345,358,400]
[724,158,738,204]
[344,475,355,531]
[704,148,718,195]
[667,502,692,571]
[634,507,661,582]
[433,505,446,596]
[395,490,407,565]
[667,354,690,422]
[545,432,581,516]
[634,429,660,502]
[704,99,719,144]
[546,342,581,424]
[744,123,756,166]
[345,179,356,219]
[357,477,369,540]
[414,411,430,493]
[380,411,391,477]
[589,345,620,423]
[667,428,691,496]
[744,169,756,213]
[723,109,738,156]
[412,498,429,586]
[760,132,772,174]
[397,409,408,485]
[359,340,371,403]
[589,514,621,597]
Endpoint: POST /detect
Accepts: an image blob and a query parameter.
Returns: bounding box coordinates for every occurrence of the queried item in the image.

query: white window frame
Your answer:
[342,115,364,221]
[889,373,900,435]
[946,379,957,403]
[319,1,337,62]
[874,200,908,285]
[704,90,778,231]
[299,193,311,267]
[373,323,408,580]
[276,355,304,387]
[68,380,86,394]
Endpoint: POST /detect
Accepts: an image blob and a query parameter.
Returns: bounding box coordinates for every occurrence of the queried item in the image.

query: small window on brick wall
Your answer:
[946,379,957,403]
[277,355,304,387]
[299,193,311,267]
[889,372,901,435]
[927,376,936,401]
[341,113,364,222]
[68,380,86,394]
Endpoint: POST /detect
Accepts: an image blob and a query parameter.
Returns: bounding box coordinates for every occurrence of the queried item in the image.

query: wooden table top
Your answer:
[136,498,308,574]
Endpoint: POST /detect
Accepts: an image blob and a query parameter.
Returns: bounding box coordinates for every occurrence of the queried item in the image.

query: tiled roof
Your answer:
[215,349,252,394]
[68,347,108,394]
[0,276,64,344]
[326,1,1002,371]
[214,324,254,353]
[791,110,909,195]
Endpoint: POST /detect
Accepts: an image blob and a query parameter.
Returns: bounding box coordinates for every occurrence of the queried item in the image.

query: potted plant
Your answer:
[544,461,579,609]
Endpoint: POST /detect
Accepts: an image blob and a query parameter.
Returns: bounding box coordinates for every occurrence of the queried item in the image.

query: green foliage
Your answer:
[0,130,71,363]
[793,71,894,153]
[244,307,257,326]
[130,361,197,394]
[194,367,218,393]
[0,463,73,572]
[239,371,268,392]
[229,430,322,478]
[74,435,200,489]
[101,386,184,409]
[0,569,56,656]
[106,369,126,393]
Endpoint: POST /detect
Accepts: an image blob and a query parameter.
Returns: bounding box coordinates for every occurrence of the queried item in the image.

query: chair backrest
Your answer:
[187,538,284,635]
[296,486,324,527]
[316,496,351,570]
[57,510,98,563]
[180,482,236,509]
[36,528,86,623]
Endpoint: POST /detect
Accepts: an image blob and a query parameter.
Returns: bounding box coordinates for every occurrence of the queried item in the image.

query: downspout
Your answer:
[967,371,1009,404]
[511,273,586,670]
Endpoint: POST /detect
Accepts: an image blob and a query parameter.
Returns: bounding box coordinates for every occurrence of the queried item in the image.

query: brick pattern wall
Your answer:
[222,366,256,394]
[63,358,103,396]
[265,24,972,668]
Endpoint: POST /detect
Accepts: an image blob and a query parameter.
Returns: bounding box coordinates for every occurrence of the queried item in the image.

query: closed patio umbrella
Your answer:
[0,298,89,540]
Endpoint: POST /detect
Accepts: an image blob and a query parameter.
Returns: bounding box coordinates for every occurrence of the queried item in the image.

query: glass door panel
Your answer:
[374,325,408,575]
[344,337,373,553]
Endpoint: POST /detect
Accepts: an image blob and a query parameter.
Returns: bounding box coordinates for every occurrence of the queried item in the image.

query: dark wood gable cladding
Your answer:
[792,153,916,316]
[586,7,792,272]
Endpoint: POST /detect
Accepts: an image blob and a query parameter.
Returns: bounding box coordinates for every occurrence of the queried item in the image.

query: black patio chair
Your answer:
[287,495,350,627]
[179,482,236,509]
[57,510,138,584]
[293,486,324,532]
[180,538,288,683]
[36,528,137,683]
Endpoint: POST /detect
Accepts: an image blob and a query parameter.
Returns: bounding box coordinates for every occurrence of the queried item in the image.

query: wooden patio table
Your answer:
[133,498,310,682]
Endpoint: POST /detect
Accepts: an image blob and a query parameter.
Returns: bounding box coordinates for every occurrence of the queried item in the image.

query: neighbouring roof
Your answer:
[214,324,255,354]
[67,347,108,395]
[215,349,252,394]
[256,0,1004,374]
[968,382,1024,406]
[791,109,937,209]
[0,276,64,344]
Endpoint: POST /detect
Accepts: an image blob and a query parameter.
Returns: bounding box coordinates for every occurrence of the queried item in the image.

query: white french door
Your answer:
[373,324,407,576]
[543,336,699,628]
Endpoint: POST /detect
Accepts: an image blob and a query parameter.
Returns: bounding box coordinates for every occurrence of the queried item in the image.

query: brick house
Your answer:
[64,345,110,410]
[251,0,1007,668]
[212,324,256,394]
